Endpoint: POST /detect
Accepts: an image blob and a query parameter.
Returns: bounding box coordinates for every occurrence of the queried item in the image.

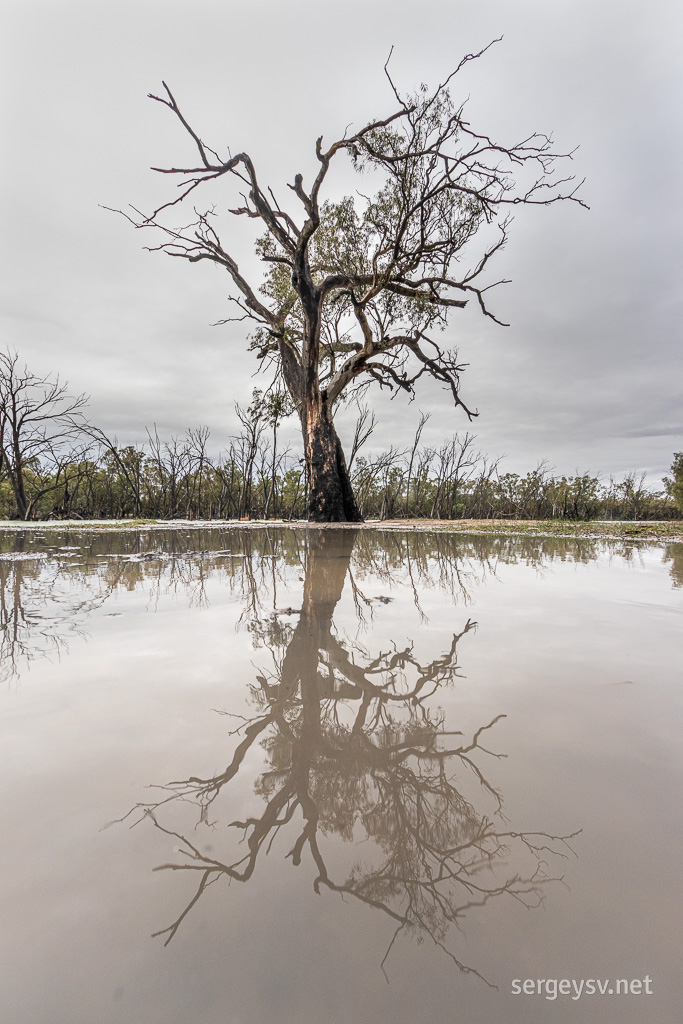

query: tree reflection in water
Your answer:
[125,529,579,984]
[0,542,110,683]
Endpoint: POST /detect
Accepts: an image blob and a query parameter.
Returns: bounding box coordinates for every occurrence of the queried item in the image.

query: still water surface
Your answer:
[1,527,682,1023]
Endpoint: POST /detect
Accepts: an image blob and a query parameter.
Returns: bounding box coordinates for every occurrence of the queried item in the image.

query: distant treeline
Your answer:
[3,349,681,523]
[1,405,680,522]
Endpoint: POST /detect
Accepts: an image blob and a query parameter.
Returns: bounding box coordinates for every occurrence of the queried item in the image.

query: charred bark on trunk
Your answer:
[303,401,363,523]
[281,336,363,523]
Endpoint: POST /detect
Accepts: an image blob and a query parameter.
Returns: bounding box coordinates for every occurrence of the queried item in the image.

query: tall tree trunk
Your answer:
[303,398,363,523]
[6,458,29,520]
[280,335,363,523]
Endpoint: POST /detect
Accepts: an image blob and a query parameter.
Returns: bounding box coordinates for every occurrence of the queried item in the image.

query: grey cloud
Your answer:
[1,0,681,484]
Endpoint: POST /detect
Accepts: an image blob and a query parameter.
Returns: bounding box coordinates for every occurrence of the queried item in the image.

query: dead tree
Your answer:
[0,349,89,520]
[115,41,585,521]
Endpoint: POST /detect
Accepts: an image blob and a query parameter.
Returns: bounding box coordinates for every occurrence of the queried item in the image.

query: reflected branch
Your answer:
[125,528,579,985]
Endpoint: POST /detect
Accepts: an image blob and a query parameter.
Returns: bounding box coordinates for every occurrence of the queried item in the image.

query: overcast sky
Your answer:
[1,0,681,484]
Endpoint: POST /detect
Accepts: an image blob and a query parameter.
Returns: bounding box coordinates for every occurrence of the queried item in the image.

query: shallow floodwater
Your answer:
[1,526,682,1024]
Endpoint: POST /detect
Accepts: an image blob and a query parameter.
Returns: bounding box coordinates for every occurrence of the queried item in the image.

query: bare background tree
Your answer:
[0,349,89,520]
[113,41,585,521]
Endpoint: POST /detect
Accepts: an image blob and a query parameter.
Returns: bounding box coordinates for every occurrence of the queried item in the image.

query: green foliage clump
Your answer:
[664,453,683,511]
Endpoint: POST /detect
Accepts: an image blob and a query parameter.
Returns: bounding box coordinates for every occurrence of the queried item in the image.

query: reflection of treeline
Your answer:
[3,526,682,682]
[1,524,654,568]
[1,419,679,522]
[2,524,678,575]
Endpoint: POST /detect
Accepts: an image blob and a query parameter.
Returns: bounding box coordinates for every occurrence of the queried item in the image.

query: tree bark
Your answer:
[6,455,29,520]
[279,330,363,522]
[303,398,363,523]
